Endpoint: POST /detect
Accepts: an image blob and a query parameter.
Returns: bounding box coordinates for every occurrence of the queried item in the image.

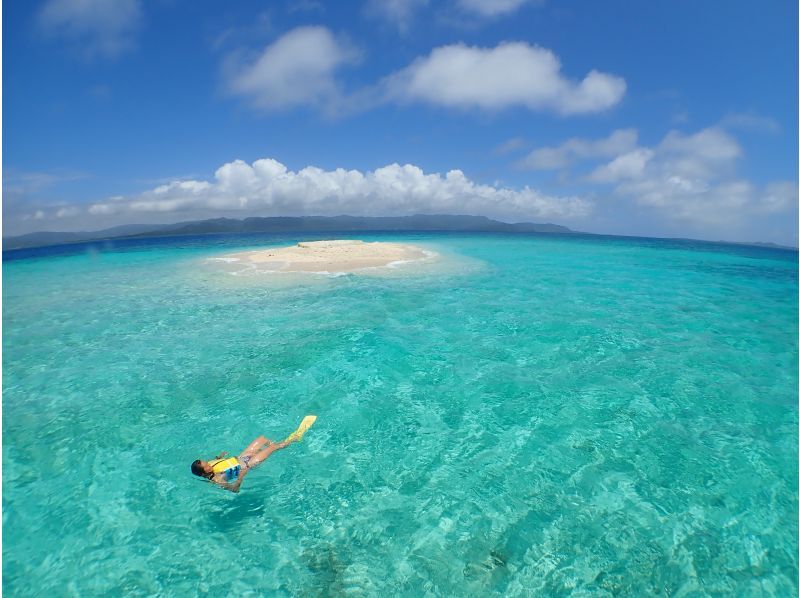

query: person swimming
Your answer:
[191,415,316,493]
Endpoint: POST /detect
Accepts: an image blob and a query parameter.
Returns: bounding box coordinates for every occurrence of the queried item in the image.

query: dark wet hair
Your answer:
[191,459,210,478]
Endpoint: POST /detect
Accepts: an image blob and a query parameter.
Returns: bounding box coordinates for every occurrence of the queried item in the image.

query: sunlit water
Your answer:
[3,232,797,596]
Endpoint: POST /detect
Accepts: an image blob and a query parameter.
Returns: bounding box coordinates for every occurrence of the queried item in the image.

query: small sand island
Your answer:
[217,240,433,274]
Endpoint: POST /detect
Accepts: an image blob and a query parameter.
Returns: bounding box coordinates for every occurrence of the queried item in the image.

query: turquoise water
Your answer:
[3,232,797,596]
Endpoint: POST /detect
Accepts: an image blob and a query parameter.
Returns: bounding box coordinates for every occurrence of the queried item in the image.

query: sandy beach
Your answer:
[217,240,432,273]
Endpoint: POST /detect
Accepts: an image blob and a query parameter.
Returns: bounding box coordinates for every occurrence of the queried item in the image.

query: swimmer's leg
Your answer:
[242,435,269,457]
[243,438,295,470]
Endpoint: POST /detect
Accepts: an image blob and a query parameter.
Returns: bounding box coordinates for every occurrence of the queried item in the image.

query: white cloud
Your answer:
[2,169,90,226]
[384,42,625,114]
[38,0,142,58]
[758,182,798,214]
[3,168,88,193]
[585,126,795,228]
[493,137,527,156]
[657,127,741,179]
[518,129,638,170]
[20,210,46,222]
[56,206,80,218]
[225,33,625,117]
[517,125,797,239]
[720,112,780,134]
[39,158,590,227]
[366,0,429,31]
[225,26,360,112]
[458,0,535,17]
[365,0,535,29]
[587,148,654,182]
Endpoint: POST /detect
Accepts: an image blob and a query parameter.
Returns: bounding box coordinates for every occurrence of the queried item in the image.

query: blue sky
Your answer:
[4,0,798,244]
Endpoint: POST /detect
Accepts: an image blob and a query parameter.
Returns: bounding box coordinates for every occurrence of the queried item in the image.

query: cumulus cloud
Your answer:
[584,126,796,228]
[516,125,797,240]
[365,0,535,30]
[586,148,654,183]
[587,127,742,190]
[15,158,590,232]
[224,26,360,112]
[518,129,638,170]
[457,0,535,17]
[38,0,142,58]
[224,32,625,116]
[384,42,626,114]
[365,0,429,31]
[657,127,741,176]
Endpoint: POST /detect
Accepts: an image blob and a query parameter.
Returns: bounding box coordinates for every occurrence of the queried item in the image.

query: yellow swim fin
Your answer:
[285,415,317,443]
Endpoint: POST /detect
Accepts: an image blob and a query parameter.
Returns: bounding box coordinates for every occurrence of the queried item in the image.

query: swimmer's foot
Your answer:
[284,415,317,443]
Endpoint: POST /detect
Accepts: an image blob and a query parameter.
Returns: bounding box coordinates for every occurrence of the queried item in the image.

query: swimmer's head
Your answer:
[191,459,212,478]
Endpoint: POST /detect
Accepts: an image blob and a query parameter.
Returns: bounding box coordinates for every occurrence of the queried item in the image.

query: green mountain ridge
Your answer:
[3,214,575,250]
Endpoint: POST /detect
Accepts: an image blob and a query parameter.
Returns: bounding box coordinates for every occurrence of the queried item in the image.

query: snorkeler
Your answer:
[191,415,316,493]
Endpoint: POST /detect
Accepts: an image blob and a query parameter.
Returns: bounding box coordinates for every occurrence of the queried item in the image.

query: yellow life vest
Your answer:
[209,457,240,482]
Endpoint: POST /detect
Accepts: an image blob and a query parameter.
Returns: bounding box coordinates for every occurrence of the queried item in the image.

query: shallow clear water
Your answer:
[3,232,798,596]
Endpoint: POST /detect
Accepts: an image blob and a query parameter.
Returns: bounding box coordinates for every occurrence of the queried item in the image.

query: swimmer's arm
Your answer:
[216,479,241,493]
[216,471,247,493]
[213,451,229,459]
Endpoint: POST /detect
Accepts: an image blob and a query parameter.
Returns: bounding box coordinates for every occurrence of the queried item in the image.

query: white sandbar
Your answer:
[218,240,433,274]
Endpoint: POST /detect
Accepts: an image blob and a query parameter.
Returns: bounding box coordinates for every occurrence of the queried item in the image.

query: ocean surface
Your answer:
[3,232,798,596]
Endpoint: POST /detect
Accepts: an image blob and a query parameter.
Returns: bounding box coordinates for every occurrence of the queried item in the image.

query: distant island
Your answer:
[3,215,575,250]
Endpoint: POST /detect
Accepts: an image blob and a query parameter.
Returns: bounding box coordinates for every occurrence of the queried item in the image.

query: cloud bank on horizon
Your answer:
[6,0,798,245]
[12,131,794,243]
[15,159,590,229]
